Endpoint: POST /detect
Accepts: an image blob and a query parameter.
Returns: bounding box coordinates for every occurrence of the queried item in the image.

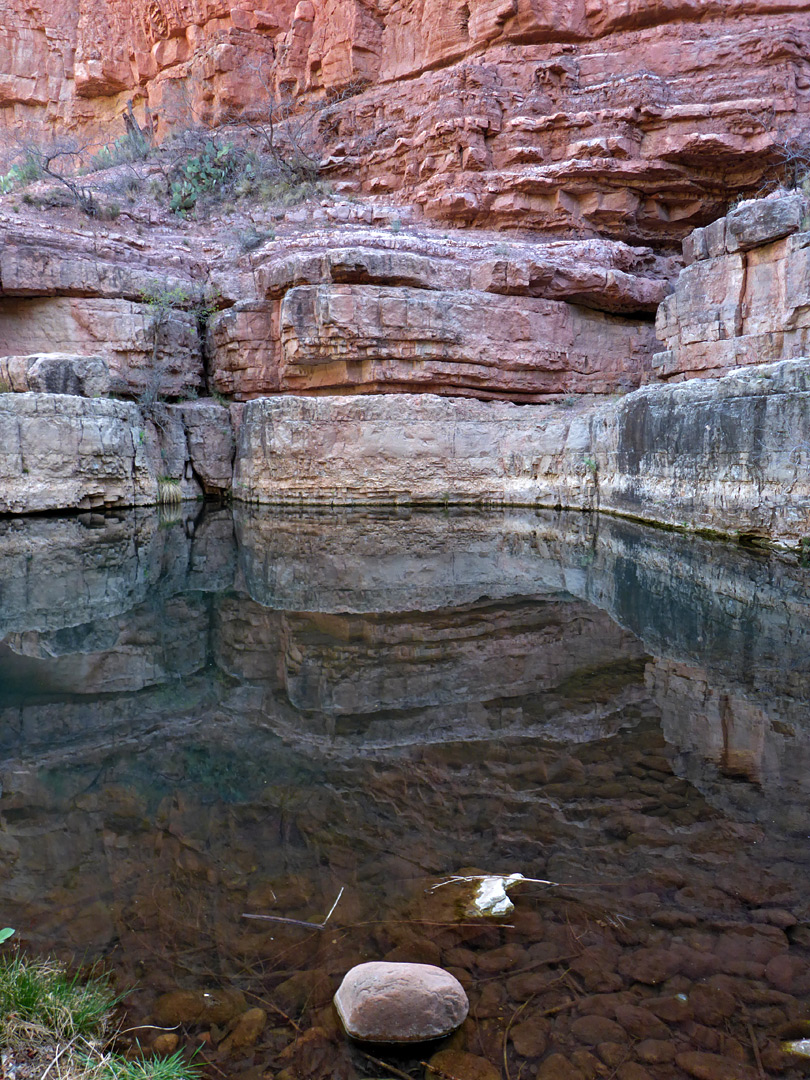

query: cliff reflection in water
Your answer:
[0,506,809,1077]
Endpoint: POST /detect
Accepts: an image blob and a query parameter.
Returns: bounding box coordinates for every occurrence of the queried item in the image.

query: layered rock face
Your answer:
[0,219,207,399]
[0,218,236,509]
[0,394,233,513]
[2,0,808,239]
[0,216,672,407]
[231,356,810,543]
[655,192,810,380]
[211,232,671,400]
[224,196,810,544]
[2,198,809,540]
[317,6,810,240]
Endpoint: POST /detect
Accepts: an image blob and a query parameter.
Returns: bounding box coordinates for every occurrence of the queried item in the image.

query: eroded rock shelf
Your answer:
[1,194,809,546]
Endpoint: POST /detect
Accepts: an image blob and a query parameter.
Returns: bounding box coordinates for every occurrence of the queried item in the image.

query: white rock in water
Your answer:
[468,873,525,917]
[783,1040,810,1058]
[334,961,469,1043]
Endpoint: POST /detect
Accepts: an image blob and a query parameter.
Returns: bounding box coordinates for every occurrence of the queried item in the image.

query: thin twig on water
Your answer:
[746,1018,766,1080]
[242,913,325,930]
[361,1051,414,1080]
[427,875,561,894]
[478,952,579,984]
[421,1059,467,1080]
[539,998,577,1017]
[322,885,344,925]
[117,1023,180,1035]
[242,885,345,931]
[502,994,537,1080]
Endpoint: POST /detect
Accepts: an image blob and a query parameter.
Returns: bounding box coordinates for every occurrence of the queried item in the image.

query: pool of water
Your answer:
[1,505,809,1079]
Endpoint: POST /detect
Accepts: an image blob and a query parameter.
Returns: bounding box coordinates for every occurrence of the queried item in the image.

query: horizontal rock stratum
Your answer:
[3,0,809,239]
[0,395,233,513]
[210,232,672,401]
[4,353,806,543]
[0,174,808,546]
[230,357,810,544]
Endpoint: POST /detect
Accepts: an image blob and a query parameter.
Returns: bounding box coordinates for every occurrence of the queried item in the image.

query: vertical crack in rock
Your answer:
[735,251,749,339]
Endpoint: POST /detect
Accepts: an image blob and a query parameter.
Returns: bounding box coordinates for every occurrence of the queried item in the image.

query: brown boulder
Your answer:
[153,987,246,1026]
[334,961,469,1043]
[571,1014,627,1045]
[219,1007,267,1054]
[675,1051,757,1080]
[509,1017,550,1058]
[426,1050,499,1080]
[538,1054,586,1080]
[614,1004,670,1041]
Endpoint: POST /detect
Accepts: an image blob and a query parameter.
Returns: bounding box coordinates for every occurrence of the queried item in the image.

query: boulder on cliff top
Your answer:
[334,961,469,1042]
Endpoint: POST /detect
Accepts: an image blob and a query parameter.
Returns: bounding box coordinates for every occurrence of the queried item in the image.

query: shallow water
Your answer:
[1,505,809,1079]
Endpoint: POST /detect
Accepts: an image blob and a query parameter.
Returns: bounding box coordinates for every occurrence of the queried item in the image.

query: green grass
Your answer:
[0,953,200,1080]
[90,1050,200,1080]
[0,954,115,1042]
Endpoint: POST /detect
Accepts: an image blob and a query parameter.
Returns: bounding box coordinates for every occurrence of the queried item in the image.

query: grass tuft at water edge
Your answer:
[0,952,200,1080]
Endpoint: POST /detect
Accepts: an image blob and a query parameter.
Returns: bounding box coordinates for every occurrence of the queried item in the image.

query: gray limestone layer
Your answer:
[232,358,810,546]
[0,394,233,513]
[2,357,808,546]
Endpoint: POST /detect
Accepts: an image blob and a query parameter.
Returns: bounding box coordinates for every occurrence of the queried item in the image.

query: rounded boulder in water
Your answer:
[334,961,469,1043]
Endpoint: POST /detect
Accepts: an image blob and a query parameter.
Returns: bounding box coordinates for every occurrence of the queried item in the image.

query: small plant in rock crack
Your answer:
[234,223,276,252]
[582,454,598,475]
[138,283,193,413]
[137,283,219,412]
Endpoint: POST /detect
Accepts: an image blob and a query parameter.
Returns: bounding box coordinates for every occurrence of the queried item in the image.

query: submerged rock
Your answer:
[426,1050,499,1080]
[219,1007,267,1053]
[675,1051,758,1080]
[334,961,469,1043]
[153,987,246,1027]
[466,873,525,917]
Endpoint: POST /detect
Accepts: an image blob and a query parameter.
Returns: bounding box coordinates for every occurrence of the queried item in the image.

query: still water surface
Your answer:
[0,506,809,1079]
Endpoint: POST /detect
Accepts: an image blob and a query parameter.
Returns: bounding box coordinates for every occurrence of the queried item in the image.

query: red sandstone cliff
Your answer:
[2,1,810,539]
[3,0,809,240]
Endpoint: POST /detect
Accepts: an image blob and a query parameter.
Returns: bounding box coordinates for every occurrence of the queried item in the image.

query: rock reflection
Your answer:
[0,506,809,1079]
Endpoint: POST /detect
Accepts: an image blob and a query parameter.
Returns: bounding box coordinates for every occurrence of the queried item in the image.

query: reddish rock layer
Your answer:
[0,217,208,398]
[0,213,672,402]
[275,283,654,401]
[2,1,808,240]
[210,229,672,399]
[654,192,810,380]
